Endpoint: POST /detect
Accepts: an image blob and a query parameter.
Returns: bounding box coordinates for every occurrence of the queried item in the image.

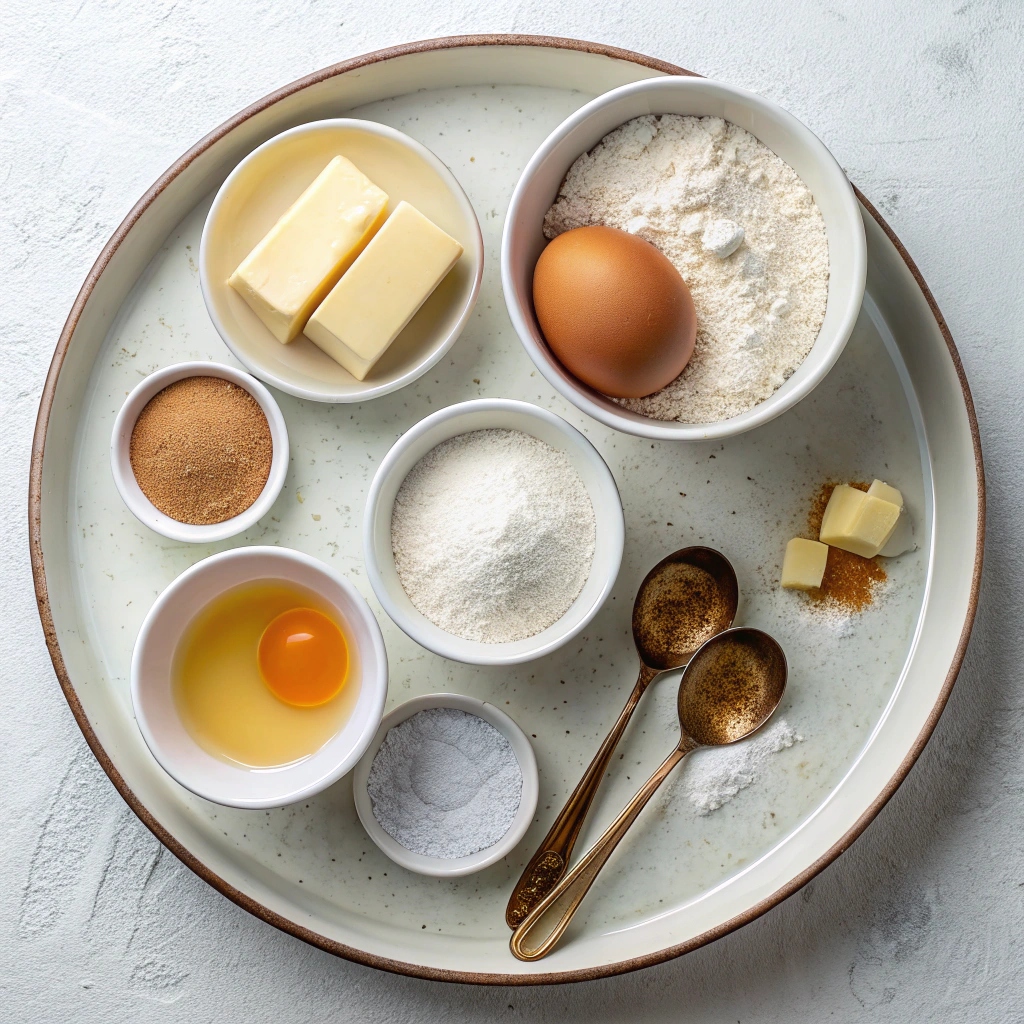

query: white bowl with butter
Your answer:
[200,119,483,403]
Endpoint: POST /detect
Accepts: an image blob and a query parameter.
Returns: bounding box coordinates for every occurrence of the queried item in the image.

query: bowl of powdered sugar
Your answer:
[352,692,539,876]
[502,76,866,441]
[363,399,624,665]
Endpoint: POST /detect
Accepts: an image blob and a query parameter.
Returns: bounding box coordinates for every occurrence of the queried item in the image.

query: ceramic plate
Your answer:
[30,36,983,984]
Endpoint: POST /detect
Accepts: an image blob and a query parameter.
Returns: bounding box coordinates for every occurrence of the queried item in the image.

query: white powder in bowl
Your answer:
[544,114,830,424]
[366,707,523,860]
[391,428,596,643]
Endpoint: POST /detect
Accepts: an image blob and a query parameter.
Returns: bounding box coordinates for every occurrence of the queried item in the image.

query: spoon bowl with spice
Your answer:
[111,361,289,543]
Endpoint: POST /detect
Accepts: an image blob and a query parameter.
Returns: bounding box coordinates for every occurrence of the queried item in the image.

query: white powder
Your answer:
[366,708,523,859]
[684,718,801,814]
[391,428,596,643]
[544,114,830,424]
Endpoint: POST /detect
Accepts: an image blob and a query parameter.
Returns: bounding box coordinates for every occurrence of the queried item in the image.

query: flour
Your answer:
[391,429,596,643]
[544,115,830,424]
[366,708,523,859]
[684,718,801,814]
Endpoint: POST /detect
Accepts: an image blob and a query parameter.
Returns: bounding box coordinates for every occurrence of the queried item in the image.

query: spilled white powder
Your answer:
[391,429,596,643]
[544,114,830,424]
[366,708,523,859]
[684,718,802,814]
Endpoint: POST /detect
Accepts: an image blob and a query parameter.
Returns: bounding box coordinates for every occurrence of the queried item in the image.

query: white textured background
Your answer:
[2,1,1021,1020]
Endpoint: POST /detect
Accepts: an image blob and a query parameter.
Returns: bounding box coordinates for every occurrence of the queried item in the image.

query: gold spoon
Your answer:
[509,627,787,961]
[505,547,738,929]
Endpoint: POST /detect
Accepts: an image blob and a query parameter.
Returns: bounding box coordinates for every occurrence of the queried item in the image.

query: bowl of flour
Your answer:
[362,399,624,665]
[502,77,866,441]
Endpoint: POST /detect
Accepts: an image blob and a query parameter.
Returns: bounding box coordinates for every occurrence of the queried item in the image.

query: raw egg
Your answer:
[532,225,697,399]
[258,607,349,707]
[173,580,358,768]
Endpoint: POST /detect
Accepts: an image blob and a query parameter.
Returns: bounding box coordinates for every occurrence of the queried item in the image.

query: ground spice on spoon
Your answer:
[129,376,273,525]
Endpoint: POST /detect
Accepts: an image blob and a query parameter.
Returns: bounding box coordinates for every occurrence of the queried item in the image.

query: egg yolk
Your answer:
[257,607,349,707]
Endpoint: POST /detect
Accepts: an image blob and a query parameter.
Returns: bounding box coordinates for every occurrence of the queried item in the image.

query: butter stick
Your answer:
[229,156,389,344]
[304,201,463,380]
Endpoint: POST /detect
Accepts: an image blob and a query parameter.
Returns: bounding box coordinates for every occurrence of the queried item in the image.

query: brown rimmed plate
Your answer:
[30,35,983,984]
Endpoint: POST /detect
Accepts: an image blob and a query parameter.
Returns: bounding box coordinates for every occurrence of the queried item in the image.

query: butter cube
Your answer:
[819,484,863,542]
[781,538,829,590]
[305,201,463,380]
[819,483,901,558]
[867,479,903,509]
[229,156,389,344]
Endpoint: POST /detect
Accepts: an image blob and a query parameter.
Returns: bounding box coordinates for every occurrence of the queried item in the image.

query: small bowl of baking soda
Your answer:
[362,399,625,666]
[351,693,539,877]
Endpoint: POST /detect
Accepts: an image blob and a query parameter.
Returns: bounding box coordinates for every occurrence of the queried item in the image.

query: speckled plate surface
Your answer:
[30,36,983,984]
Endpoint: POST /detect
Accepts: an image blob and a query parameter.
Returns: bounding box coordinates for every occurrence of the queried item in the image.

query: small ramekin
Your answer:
[502,76,867,441]
[110,361,289,543]
[362,399,624,666]
[351,693,539,877]
[131,546,388,809]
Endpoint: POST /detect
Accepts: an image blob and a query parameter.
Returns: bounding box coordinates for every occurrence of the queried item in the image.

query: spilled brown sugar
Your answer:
[129,376,273,525]
[805,481,886,612]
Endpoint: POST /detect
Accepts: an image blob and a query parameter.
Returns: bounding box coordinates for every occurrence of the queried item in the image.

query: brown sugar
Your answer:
[129,376,273,525]
[805,481,886,612]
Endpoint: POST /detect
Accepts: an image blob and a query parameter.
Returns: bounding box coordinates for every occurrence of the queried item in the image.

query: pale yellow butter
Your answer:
[304,200,463,380]
[820,483,901,558]
[781,538,828,590]
[819,484,864,543]
[867,479,903,508]
[228,156,389,344]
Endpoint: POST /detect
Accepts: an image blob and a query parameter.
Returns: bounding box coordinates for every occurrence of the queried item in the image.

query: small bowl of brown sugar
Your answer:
[111,362,289,542]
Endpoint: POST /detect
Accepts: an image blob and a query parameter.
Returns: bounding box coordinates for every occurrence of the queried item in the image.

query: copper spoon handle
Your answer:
[509,739,696,962]
[505,663,660,929]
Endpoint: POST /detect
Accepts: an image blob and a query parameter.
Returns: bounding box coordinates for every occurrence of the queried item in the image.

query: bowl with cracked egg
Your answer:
[502,76,866,441]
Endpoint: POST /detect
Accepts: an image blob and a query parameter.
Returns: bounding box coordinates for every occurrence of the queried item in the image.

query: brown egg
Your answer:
[532,225,696,399]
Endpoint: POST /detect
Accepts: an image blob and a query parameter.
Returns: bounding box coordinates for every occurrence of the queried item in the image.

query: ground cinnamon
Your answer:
[805,482,886,612]
[129,376,273,525]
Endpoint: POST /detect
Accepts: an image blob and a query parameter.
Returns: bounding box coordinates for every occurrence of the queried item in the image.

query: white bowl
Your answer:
[200,118,483,403]
[501,77,867,441]
[131,546,388,808]
[363,399,624,666]
[110,361,289,543]
[351,693,539,877]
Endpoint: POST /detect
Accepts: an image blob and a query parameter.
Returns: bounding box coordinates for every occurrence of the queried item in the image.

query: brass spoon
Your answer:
[505,547,738,929]
[510,627,787,962]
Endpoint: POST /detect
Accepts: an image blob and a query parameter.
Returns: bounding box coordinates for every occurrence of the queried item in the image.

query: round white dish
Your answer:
[30,39,982,983]
[200,118,484,403]
[131,545,388,809]
[362,398,624,666]
[351,692,540,877]
[109,361,289,543]
[502,76,867,441]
